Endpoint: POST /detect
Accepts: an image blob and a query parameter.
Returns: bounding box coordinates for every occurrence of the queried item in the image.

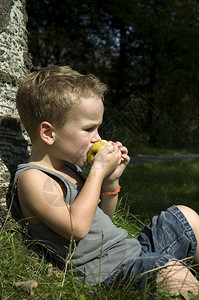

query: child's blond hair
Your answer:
[16,65,108,140]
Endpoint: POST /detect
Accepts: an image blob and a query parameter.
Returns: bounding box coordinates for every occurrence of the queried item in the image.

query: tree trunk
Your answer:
[0,0,32,226]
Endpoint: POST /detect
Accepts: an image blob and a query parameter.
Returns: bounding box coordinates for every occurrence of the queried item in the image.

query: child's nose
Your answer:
[92,131,101,142]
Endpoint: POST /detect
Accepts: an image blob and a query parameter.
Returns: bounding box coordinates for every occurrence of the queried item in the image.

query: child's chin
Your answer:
[77,160,86,167]
[83,160,90,167]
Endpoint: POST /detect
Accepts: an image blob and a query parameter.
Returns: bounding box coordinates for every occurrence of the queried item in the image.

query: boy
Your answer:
[12,65,199,299]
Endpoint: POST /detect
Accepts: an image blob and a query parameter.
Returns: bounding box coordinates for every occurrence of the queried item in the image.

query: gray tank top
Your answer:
[12,162,141,285]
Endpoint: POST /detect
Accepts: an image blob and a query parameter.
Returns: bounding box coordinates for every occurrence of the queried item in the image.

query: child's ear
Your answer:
[40,121,55,145]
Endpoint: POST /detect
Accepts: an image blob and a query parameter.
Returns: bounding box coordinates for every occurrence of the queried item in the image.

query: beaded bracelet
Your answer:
[101,184,121,196]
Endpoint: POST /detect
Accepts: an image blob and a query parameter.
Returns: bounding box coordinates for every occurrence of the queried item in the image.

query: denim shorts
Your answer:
[103,205,197,290]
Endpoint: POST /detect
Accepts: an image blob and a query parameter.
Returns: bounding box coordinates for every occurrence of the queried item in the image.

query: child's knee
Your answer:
[177,205,199,229]
[177,205,199,252]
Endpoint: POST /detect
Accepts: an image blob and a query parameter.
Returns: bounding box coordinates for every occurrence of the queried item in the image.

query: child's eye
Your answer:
[85,127,95,132]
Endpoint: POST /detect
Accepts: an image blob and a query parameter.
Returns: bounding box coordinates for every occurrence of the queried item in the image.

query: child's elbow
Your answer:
[71,227,89,241]
[62,219,90,240]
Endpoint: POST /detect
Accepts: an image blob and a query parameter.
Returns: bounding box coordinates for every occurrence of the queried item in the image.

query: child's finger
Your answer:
[120,153,130,165]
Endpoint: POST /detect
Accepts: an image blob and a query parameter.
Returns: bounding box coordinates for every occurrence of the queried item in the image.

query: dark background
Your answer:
[26,0,199,152]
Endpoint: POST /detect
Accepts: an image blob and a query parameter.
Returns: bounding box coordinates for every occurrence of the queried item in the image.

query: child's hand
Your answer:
[98,142,130,217]
[91,142,121,178]
[103,141,130,183]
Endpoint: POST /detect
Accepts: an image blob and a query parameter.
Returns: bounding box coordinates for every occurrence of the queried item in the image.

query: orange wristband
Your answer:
[101,185,121,196]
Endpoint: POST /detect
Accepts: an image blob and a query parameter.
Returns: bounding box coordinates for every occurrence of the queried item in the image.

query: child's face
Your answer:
[53,95,104,166]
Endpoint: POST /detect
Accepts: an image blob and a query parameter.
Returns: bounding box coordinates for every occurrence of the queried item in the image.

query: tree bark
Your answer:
[0,0,32,226]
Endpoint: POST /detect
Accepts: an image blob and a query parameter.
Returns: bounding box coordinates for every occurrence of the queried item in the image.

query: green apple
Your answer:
[87,140,111,165]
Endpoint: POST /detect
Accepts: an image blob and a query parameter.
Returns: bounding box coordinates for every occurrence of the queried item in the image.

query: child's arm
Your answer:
[99,142,130,218]
[18,144,121,241]
[99,192,119,219]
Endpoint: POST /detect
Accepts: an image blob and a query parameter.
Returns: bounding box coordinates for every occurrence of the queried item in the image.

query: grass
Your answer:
[1,158,199,299]
[120,158,199,221]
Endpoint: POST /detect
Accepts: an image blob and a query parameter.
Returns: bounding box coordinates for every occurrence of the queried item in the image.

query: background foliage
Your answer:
[26,0,199,151]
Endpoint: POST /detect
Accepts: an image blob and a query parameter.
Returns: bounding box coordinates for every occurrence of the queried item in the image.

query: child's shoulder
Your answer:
[17,162,84,188]
[17,164,61,192]
[18,164,49,178]
[17,163,60,180]
[18,166,51,190]
[17,165,66,204]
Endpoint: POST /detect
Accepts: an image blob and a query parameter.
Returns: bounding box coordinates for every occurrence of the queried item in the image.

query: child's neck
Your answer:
[29,146,65,172]
[29,146,82,186]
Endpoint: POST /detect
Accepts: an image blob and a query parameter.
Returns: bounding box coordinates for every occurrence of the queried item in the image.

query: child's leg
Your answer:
[157,205,199,299]
[157,260,199,300]
[177,205,199,265]
[105,205,199,298]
